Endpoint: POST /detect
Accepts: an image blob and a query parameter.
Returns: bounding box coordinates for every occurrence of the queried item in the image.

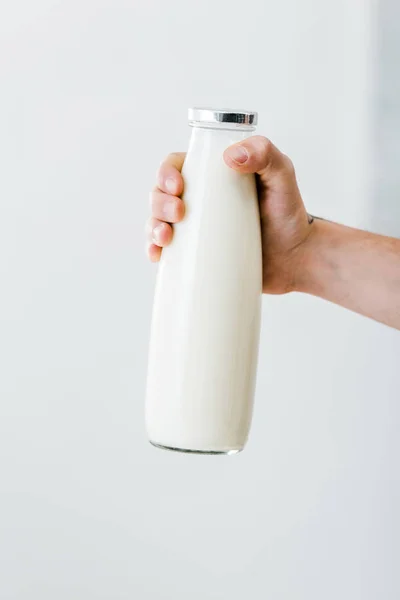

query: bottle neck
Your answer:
[188,124,255,153]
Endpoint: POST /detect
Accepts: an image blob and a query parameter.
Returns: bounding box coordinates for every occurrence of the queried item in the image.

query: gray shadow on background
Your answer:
[372,0,400,236]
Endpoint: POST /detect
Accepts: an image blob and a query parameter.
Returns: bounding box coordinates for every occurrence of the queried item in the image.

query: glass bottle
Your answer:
[146,108,262,454]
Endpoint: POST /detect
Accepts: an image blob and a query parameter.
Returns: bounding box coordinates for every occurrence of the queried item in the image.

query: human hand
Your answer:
[146,138,311,294]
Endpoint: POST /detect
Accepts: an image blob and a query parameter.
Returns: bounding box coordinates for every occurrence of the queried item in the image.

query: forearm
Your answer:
[295,219,400,330]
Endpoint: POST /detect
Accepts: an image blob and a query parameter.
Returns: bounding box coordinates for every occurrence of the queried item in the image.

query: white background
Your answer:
[0,1,399,598]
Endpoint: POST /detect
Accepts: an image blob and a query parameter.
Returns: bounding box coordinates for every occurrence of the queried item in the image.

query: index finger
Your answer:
[156,152,186,196]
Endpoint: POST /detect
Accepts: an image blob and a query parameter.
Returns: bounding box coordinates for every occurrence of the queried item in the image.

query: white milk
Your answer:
[146,108,262,454]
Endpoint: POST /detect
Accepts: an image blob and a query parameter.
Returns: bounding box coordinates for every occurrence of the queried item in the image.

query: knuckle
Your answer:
[258,136,273,155]
[156,153,182,185]
[253,136,274,172]
[167,152,182,162]
[251,136,272,160]
[282,154,296,176]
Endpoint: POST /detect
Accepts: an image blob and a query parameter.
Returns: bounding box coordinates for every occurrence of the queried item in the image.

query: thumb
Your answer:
[223,135,296,193]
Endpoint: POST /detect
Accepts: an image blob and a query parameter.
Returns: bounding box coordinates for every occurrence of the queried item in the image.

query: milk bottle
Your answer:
[146,108,262,454]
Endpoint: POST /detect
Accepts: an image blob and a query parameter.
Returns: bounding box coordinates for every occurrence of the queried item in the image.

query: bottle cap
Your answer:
[188,107,258,126]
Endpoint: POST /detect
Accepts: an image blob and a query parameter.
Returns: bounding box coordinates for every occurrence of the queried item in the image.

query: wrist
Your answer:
[292,218,325,294]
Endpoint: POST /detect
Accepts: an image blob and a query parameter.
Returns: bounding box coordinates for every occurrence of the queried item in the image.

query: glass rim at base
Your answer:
[149,440,242,456]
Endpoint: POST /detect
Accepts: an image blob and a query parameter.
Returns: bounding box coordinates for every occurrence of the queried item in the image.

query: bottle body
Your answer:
[146,122,262,454]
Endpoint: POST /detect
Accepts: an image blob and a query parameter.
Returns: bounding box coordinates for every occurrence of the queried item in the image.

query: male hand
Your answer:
[146,137,311,294]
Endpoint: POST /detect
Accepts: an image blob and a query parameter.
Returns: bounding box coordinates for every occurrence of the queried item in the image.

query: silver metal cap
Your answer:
[188,107,258,126]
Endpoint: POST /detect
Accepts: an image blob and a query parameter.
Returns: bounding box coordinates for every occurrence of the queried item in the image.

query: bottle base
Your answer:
[149,440,242,456]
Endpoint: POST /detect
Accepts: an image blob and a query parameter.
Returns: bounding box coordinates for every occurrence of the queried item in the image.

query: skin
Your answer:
[146,136,400,331]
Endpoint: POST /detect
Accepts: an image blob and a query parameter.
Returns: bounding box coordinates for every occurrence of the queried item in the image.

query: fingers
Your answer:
[150,190,185,223]
[147,243,162,263]
[146,152,186,263]
[223,136,296,193]
[146,218,173,247]
[146,218,174,262]
[156,152,186,196]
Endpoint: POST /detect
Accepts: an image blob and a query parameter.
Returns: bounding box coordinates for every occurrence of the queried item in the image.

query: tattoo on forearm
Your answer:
[307,214,328,225]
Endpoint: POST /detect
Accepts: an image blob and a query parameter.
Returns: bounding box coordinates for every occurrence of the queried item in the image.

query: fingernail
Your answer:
[152,224,163,244]
[165,177,176,194]
[227,145,248,164]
